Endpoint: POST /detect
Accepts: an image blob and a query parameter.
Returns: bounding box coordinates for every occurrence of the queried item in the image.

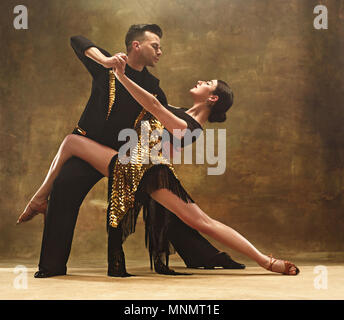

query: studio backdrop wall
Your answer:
[1,0,343,264]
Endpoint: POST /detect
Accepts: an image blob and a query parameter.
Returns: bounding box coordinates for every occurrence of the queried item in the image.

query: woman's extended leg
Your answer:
[150,188,299,275]
[17,134,117,223]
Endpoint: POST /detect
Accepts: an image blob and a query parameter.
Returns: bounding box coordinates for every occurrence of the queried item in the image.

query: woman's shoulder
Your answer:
[167,104,185,110]
[166,105,202,130]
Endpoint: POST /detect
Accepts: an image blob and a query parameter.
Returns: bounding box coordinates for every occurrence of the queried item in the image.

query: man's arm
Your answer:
[84,47,127,69]
[70,35,117,80]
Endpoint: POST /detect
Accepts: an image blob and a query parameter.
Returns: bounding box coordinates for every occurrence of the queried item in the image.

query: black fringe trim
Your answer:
[137,165,196,265]
[107,158,195,265]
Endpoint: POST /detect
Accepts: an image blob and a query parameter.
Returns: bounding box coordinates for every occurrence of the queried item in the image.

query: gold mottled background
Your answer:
[1,0,344,265]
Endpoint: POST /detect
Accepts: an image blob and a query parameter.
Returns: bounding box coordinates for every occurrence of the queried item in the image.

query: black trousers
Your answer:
[38,157,220,273]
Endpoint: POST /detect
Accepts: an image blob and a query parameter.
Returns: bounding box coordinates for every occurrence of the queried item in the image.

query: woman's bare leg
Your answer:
[17,134,117,223]
[150,188,298,275]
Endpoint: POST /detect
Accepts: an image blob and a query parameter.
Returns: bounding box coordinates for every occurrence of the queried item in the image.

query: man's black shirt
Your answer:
[70,35,168,151]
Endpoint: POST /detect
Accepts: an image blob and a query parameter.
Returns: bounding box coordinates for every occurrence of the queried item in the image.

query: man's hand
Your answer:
[102,52,127,69]
[84,47,127,69]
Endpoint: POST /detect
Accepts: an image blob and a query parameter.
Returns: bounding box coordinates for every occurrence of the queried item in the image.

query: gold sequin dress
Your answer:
[106,106,203,258]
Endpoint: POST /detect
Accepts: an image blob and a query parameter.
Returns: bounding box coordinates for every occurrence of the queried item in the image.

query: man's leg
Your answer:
[36,157,103,277]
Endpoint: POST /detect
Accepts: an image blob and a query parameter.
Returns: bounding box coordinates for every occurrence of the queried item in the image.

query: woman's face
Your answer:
[190,80,218,103]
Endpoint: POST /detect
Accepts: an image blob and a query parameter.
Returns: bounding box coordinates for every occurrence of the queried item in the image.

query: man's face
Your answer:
[137,31,162,67]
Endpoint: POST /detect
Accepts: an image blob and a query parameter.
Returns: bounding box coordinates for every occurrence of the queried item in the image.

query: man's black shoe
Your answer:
[107,270,134,277]
[153,253,192,276]
[187,252,246,269]
[34,270,66,278]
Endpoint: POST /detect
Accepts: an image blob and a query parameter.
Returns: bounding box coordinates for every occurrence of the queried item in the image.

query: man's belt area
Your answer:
[74,125,87,136]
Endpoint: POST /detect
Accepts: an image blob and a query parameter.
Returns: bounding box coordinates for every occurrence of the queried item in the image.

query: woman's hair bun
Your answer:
[208,112,226,123]
[208,80,233,123]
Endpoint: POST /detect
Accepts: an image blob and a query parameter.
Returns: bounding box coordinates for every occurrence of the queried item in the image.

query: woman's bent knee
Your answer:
[61,134,77,151]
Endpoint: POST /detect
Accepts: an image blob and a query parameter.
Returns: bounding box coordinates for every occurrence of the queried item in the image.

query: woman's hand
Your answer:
[112,53,128,76]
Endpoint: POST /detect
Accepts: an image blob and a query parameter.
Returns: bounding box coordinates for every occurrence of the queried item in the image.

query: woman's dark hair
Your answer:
[208,80,234,123]
[125,24,163,51]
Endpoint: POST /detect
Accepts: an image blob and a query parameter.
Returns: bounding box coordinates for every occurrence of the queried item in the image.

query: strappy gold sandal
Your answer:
[267,254,300,275]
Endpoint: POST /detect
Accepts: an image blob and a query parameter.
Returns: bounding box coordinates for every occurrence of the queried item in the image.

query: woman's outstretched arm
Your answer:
[112,57,187,139]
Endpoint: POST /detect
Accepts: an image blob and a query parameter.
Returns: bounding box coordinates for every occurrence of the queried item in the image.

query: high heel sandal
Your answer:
[267,254,300,275]
[17,199,48,224]
[107,250,134,277]
[151,252,192,276]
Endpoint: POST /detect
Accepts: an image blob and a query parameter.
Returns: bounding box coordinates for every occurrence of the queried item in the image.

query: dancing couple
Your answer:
[17,24,299,277]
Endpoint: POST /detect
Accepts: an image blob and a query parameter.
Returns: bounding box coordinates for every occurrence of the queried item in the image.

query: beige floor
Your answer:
[0,257,343,300]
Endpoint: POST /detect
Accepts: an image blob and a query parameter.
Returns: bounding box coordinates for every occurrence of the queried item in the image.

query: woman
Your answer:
[17,55,299,276]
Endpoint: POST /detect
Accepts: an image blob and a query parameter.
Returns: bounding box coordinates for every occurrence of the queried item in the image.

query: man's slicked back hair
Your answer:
[125,24,163,52]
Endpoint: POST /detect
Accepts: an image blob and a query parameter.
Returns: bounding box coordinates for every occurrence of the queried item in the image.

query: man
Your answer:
[35,24,244,278]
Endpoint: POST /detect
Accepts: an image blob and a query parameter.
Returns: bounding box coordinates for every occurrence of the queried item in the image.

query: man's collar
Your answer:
[125,63,147,75]
[125,64,159,84]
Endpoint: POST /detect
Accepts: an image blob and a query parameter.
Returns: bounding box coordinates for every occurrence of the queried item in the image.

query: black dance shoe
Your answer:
[153,253,192,276]
[108,250,134,277]
[34,270,66,278]
[186,252,246,269]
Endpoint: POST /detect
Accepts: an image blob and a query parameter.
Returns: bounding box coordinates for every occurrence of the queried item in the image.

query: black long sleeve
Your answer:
[70,35,111,82]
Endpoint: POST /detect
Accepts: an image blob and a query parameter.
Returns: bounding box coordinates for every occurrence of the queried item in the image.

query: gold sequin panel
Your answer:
[108,109,178,228]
